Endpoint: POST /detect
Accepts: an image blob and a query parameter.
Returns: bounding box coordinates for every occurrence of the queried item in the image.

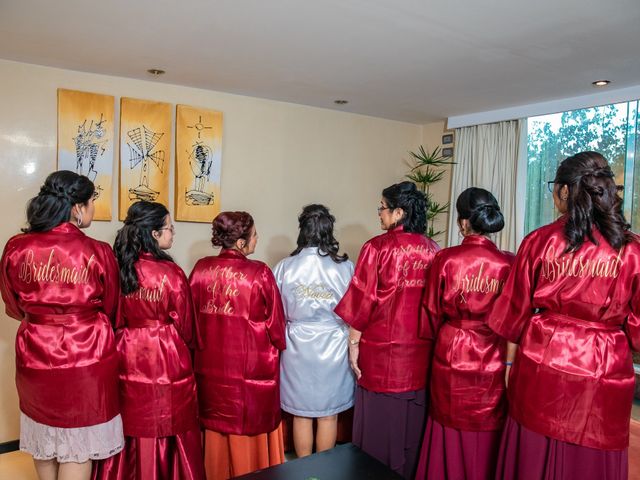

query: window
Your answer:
[525,101,639,234]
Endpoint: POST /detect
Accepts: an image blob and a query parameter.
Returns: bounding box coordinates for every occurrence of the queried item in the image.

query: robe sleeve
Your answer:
[272,259,285,291]
[419,253,445,340]
[172,267,202,350]
[334,241,379,331]
[114,298,125,330]
[624,244,640,352]
[100,244,120,325]
[0,238,23,321]
[487,233,539,343]
[260,264,286,351]
[188,261,203,314]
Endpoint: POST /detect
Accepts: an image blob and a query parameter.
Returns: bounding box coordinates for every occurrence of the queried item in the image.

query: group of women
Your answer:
[0,149,638,480]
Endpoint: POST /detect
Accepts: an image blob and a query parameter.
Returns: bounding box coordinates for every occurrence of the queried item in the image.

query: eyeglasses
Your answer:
[377,206,392,214]
[159,225,175,233]
[546,181,556,193]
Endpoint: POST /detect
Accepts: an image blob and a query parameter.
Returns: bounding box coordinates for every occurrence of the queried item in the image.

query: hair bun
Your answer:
[475,203,500,213]
[39,185,71,202]
[586,167,615,179]
[211,212,254,249]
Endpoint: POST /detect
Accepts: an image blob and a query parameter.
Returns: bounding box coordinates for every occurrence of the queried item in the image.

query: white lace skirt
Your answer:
[20,413,124,463]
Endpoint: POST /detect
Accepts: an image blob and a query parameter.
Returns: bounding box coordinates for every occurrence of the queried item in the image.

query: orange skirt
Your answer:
[204,423,285,480]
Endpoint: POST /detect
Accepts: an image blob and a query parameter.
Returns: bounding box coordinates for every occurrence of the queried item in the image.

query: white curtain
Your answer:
[447,119,527,252]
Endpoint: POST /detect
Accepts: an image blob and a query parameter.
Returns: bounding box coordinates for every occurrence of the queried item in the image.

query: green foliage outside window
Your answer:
[526,102,635,234]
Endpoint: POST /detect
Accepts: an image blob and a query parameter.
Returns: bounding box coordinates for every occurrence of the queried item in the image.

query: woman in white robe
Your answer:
[273,204,355,458]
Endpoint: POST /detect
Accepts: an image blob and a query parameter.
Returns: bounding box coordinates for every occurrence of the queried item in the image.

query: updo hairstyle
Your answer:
[456,187,504,234]
[211,211,255,249]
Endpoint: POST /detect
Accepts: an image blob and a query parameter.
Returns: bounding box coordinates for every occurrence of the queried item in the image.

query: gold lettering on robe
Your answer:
[541,246,623,283]
[202,266,243,315]
[208,265,247,281]
[397,257,430,289]
[126,275,168,302]
[294,283,334,300]
[18,249,95,285]
[454,263,505,303]
[390,244,430,256]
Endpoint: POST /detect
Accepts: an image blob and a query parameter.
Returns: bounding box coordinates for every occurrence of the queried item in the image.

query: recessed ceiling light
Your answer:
[592,80,610,87]
[334,99,348,105]
[147,68,166,76]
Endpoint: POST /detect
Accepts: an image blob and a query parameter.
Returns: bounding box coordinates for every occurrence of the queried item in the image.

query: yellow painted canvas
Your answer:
[119,98,171,219]
[57,89,115,221]
[175,105,223,222]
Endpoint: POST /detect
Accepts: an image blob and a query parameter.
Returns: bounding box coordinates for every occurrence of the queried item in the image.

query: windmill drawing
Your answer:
[73,114,107,185]
[185,141,215,206]
[126,125,165,201]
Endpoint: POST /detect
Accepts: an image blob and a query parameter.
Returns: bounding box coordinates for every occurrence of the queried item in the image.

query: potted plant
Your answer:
[406,145,455,241]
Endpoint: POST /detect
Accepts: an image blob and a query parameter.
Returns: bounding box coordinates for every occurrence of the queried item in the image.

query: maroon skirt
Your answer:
[91,427,205,480]
[495,416,628,480]
[415,415,501,480]
[352,386,427,479]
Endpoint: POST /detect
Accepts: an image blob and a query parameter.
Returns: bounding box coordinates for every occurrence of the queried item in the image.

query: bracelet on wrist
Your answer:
[349,339,360,345]
[504,361,513,366]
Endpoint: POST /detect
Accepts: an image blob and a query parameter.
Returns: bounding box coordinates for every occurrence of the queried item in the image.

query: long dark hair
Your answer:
[456,187,504,234]
[113,201,174,295]
[554,151,631,252]
[23,170,95,233]
[290,204,349,263]
[211,211,254,249]
[382,181,428,234]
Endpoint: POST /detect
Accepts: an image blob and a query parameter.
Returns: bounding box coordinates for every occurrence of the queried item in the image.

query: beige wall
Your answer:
[0,59,450,441]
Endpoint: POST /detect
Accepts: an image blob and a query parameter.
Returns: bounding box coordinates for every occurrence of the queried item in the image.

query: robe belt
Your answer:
[126,317,174,328]
[24,309,100,325]
[447,318,485,330]
[540,311,622,331]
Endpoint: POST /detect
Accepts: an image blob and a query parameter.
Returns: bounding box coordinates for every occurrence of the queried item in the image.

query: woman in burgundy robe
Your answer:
[189,211,286,480]
[0,171,123,480]
[415,187,514,480]
[335,181,440,479]
[92,201,204,480]
[488,151,640,480]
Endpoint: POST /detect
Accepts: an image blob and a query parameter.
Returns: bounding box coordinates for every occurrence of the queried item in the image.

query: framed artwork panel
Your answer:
[57,89,115,220]
[119,97,172,219]
[175,104,223,222]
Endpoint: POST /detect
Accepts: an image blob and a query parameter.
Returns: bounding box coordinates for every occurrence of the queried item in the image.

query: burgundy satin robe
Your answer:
[420,235,514,431]
[189,249,286,436]
[0,223,119,428]
[488,217,640,450]
[334,226,440,393]
[115,253,200,437]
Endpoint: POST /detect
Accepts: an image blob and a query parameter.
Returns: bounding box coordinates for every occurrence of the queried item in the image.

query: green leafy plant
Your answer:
[406,145,455,240]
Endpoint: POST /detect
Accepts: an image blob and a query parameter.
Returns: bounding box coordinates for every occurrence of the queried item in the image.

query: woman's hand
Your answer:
[349,343,362,379]
[504,341,517,388]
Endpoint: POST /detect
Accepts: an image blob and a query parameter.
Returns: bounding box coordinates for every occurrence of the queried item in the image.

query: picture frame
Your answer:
[442,147,454,157]
[175,104,223,223]
[119,97,172,220]
[442,132,454,145]
[57,89,115,221]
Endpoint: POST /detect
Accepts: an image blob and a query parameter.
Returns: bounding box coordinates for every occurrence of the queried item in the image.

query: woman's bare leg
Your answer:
[58,460,91,480]
[292,416,314,457]
[315,414,338,452]
[33,458,59,480]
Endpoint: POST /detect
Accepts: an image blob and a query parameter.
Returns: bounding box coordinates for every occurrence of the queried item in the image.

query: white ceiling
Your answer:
[1,0,639,124]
